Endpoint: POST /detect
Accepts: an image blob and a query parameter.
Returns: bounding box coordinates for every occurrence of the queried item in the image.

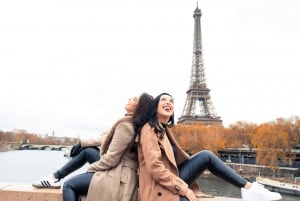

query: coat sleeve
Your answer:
[80,131,108,148]
[88,122,134,171]
[140,125,189,196]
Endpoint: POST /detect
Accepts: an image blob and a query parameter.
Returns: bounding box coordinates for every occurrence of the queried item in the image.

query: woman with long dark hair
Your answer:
[136,92,281,201]
[32,93,153,190]
[61,92,153,201]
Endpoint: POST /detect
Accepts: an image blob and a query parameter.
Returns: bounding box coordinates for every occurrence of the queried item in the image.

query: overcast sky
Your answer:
[1,0,300,139]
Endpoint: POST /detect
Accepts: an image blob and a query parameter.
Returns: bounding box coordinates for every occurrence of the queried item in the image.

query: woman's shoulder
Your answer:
[116,121,134,131]
[142,122,152,130]
[141,123,155,135]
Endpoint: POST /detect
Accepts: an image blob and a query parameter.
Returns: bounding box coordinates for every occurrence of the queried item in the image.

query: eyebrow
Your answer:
[161,96,173,102]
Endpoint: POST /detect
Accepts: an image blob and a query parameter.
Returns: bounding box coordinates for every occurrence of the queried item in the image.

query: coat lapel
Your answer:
[158,133,178,169]
[166,128,190,165]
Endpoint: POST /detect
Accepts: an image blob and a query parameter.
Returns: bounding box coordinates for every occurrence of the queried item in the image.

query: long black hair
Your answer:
[130,92,154,152]
[131,92,154,134]
[138,92,175,139]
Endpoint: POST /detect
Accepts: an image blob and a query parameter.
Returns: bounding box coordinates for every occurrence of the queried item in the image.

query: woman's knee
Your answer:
[63,180,73,191]
[82,147,100,162]
[194,150,214,159]
[201,150,214,155]
[82,147,97,155]
[62,180,78,201]
[202,150,220,160]
[191,150,219,165]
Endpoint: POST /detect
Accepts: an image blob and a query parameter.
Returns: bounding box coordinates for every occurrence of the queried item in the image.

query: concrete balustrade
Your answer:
[0,183,241,201]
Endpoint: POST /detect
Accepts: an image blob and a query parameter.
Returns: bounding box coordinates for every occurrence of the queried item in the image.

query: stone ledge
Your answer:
[0,183,87,201]
[0,183,241,201]
[0,183,62,201]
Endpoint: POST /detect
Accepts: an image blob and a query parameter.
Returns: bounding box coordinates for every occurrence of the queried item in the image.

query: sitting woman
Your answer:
[136,92,282,201]
[32,93,143,189]
[62,92,153,201]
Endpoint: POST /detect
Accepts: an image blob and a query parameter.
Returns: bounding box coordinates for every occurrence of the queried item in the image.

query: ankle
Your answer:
[50,174,58,180]
[244,182,252,190]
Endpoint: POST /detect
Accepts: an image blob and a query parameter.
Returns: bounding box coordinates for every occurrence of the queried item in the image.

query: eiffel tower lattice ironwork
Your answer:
[178,5,222,125]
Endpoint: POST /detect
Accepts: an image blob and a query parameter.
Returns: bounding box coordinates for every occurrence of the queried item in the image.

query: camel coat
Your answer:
[85,121,138,201]
[138,123,198,201]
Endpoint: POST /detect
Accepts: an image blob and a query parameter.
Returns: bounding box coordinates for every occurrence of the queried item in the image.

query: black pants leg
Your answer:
[54,147,100,180]
[63,172,94,201]
[178,150,247,188]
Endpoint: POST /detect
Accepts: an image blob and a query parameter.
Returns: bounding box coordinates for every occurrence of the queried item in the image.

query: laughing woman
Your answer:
[136,93,282,201]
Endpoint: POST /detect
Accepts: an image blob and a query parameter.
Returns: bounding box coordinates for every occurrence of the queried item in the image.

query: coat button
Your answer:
[157,192,162,196]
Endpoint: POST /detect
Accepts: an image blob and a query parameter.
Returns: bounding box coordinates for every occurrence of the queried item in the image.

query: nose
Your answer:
[166,99,173,104]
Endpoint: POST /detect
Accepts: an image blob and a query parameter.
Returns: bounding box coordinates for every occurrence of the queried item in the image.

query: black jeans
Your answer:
[63,172,94,201]
[178,150,247,201]
[53,147,100,180]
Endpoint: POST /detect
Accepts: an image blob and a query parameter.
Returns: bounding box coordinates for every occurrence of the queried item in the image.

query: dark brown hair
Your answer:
[138,92,175,139]
[131,92,154,134]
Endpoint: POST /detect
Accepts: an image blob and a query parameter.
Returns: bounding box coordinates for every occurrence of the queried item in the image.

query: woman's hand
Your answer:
[185,188,197,201]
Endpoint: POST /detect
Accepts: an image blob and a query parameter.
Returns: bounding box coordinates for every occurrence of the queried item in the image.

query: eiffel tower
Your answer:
[178,4,222,125]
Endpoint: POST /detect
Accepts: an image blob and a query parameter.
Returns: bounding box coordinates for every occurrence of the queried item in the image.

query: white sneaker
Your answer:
[32,174,61,189]
[241,182,282,201]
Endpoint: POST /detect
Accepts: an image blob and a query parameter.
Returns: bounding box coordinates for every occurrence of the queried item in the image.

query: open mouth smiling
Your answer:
[163,106,172,112]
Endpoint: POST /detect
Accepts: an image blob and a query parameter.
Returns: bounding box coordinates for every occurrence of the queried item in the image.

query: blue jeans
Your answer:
[53,147,99,180]
[178,150,247,201]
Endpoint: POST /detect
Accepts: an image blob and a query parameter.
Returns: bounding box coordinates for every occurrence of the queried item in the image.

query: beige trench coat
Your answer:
[85,122,138,201]
[138,123,200,201]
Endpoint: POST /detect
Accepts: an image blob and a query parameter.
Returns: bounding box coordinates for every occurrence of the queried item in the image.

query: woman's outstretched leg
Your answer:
[32,147,99,188]
[54,147,99,180]
[178,150,282,201]
[178,150,247,187]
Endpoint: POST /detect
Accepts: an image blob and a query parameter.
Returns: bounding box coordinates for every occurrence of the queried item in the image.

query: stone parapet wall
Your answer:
[0,183,62,201]
[0,183,241,201]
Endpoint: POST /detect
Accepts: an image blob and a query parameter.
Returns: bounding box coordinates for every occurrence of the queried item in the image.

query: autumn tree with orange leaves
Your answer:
[171,123,225,155]
[171,116,299,169]
[251,123,291,169]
